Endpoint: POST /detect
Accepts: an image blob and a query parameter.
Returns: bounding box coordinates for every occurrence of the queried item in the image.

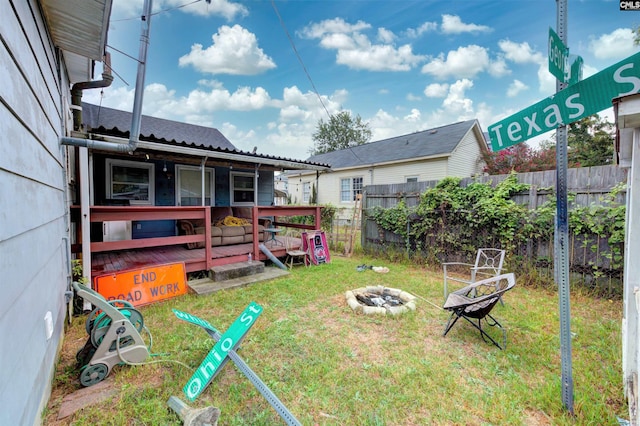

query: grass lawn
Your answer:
[45,255,625,425]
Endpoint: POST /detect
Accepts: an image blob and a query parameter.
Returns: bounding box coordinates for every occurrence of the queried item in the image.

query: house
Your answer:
[274,173,289,205]
[74,102,328,277]
[2,1,112,424]
[286,120,488,219]
[0,2,326,424]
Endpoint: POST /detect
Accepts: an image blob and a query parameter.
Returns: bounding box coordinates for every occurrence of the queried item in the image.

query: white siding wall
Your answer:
[448,127,485,177]
[1,1,71,424]
[316,160,449,220]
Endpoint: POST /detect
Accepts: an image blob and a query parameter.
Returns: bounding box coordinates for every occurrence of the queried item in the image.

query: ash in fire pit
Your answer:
[345,285,417,315]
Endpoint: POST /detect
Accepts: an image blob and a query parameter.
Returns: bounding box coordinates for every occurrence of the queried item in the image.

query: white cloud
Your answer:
[421,45,494,79]
[299,18,371,39]
[498,39,545,64]
[404,108,421,121]
[441,14,492,34]
[487,57,510,77]
[442,79,474,114]
[507,79,528,98]
[377,28,396,44]
[405,21,438,38]
[424,83,449,98]
[178,25,276,75]
[111,0,247,21]
[589,28,638,59]
[301,18,425,72]
[406,93,422,101]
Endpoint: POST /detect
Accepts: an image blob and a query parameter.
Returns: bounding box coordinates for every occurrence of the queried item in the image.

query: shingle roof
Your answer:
[80,102,330,169]
[82,102,236,150]
[305,119,481,168]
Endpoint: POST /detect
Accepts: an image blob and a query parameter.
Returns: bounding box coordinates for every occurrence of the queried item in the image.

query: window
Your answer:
[231,172,255,205]
[340,177,363,202]
[303,182,311,202]
[177,165,214,206]
[106,159,154,205]
[406,176,418,183]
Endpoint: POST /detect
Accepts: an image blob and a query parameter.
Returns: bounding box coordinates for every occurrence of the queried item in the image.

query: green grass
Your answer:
[47,256,626,425]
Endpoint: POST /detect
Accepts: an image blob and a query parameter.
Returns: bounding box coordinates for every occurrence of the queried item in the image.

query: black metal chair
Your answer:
[442,273,516,350]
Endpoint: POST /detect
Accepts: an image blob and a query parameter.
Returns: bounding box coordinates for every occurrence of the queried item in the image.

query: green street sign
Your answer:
[549,27,569,82]
[489,50,640,151]
[568,55,584,86]
[180,302,263,401]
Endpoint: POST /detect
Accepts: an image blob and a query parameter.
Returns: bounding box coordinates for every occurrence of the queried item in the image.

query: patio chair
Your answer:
[442,272,516,350]
[442,248,506,303]
[284,229,309,269]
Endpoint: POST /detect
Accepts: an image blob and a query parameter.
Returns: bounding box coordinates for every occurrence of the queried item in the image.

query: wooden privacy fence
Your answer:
[362,165,628,294]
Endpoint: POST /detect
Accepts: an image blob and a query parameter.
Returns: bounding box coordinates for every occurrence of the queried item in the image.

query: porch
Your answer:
[72,205,322,282]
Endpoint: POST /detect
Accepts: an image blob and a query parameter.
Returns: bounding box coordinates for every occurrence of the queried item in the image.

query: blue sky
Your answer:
[82,0,640,160]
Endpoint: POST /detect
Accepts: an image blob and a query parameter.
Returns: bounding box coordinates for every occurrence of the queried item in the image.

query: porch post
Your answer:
[79,147,92,310]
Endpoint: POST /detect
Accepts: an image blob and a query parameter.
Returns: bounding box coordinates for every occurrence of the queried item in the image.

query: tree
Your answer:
[481,141,556,174]
[310,111,372,155]
[481,114,613,174]
[567,115,614,167]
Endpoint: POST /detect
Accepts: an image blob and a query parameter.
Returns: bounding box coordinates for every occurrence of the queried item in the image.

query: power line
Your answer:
[270,0,331,119]
[111,0,204,22]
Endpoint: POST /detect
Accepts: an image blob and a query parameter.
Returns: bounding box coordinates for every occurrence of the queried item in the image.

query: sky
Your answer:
[82,0,640,161]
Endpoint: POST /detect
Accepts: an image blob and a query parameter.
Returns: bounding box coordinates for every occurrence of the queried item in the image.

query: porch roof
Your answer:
[81,102,330,171]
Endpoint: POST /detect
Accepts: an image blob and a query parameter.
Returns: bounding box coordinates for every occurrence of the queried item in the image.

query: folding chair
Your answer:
[284,229,309,269]
[442,273,516,350]
[442,248,506,302]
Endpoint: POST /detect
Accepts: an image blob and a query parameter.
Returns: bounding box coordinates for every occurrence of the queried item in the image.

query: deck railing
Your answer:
[78,205,322,271]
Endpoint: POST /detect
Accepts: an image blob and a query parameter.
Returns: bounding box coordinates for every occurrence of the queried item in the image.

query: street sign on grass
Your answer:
[488,50,640,151]
[179,302,263,401]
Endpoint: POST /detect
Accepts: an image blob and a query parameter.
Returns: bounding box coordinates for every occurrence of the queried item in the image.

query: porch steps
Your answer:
[187,261,289,295]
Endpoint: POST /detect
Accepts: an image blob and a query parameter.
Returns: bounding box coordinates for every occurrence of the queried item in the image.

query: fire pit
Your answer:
[345,285,417,315]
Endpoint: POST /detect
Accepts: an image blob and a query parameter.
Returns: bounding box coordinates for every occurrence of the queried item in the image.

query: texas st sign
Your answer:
[488,51,640,152]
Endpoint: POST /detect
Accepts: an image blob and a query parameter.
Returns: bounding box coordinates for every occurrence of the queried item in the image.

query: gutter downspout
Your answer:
[61,0,153,153]
[70,52,114,130]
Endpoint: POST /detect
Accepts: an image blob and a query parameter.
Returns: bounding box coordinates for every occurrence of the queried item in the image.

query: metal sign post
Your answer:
[555,0,574,415]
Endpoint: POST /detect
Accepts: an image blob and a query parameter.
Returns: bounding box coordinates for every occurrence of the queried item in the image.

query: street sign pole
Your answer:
[555,0,574,415]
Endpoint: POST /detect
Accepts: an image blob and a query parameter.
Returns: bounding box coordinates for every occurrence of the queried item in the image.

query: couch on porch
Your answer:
[178,206,270,248]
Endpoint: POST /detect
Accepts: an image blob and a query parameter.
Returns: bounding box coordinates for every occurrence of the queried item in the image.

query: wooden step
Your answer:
[188,266,289,295]
[209,260,265,282]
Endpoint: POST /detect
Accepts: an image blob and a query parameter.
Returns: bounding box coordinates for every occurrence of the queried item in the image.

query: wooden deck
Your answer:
[91,237,290,280]
[74,205,320,282]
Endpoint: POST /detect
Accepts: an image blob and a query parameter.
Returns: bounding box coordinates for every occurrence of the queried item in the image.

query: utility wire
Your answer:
[270,0,331,119]
[111,0,204,22]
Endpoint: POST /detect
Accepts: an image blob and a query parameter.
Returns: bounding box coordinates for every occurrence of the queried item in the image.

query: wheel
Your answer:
[79,363,109,387]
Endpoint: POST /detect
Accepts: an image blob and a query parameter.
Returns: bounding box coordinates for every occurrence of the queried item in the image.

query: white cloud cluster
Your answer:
[300,18,424,72]
[112,0,247,21]
[179,25,276,75]
[422,45,507,79]
[441,14,492,34]
[589,28,637,59]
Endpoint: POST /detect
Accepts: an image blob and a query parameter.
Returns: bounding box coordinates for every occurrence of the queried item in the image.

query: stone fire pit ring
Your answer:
[345,285,417,315]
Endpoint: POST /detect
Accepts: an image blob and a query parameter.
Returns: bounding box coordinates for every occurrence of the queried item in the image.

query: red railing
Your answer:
[76,205,322,271]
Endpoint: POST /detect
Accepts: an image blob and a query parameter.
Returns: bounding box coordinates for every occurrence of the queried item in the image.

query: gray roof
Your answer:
[305,119,482,169]
[82,102,236,150]
[81,102,330,169]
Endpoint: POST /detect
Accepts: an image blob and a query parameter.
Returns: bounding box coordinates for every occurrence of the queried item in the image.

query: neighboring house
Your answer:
[274,173,289,205]
[287,120,488,219]
[2,1,111,424]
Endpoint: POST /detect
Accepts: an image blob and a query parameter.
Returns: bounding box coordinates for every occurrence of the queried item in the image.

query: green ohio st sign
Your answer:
[488,51,640,152]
